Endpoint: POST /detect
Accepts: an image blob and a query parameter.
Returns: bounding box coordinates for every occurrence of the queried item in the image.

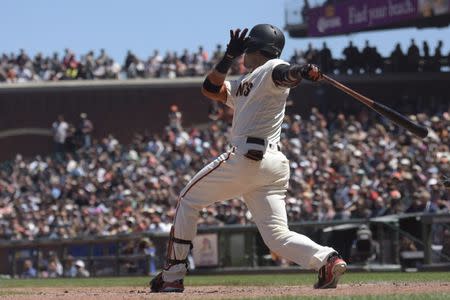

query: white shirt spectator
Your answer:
[16,67,33,82]
[149,218,171,233]
[52,121,69,144]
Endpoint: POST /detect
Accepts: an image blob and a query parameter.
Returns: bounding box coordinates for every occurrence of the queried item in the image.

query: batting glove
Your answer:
[225,28,249,59]
[299,64,322,81]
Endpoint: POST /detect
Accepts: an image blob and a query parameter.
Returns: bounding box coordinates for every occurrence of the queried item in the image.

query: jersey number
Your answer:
[236,82,253,97]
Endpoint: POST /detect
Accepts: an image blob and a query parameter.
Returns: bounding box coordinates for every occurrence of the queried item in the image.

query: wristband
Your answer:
[215,54,233,74]
[202,78,221,93]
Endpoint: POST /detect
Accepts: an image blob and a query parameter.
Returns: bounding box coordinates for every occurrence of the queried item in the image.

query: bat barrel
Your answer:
[322,75,429,139]
[371,101,429,139]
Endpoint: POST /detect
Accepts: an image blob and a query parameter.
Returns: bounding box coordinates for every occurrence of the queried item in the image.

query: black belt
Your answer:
[246,137,281,151]
[246,137,265,146]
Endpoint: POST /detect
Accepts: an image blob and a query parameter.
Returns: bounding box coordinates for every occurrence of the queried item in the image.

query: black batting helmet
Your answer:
[244,24,285,58]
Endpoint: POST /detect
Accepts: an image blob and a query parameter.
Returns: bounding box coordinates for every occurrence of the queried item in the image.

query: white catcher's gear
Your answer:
[163,59,336,282]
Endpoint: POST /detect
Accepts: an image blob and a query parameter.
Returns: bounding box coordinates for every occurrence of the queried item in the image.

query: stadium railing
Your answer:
[0,213,448,278]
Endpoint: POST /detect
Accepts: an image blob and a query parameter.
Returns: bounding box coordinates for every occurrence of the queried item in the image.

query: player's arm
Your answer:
[201,69,228,103]
[272,63,322,88]
[201,28,248,103]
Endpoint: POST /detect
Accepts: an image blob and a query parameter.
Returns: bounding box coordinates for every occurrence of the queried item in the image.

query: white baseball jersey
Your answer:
[163,57,337,283]
[225,59,290,144]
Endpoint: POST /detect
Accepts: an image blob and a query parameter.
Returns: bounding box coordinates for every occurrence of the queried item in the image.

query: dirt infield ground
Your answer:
[2,282,450,299]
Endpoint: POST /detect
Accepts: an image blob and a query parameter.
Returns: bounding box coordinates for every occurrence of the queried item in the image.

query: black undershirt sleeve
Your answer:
[272,64,301,88]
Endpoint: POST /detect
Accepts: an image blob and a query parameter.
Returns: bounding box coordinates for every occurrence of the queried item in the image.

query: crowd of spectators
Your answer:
[0,104,448,242]
[0,45,239,83]
[1,40,449,83]
[290,39,448,74]
[0,49,122,83]
[19,255,90,279]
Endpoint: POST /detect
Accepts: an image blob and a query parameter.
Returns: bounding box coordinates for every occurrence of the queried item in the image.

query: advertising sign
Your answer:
[308,0,449,37]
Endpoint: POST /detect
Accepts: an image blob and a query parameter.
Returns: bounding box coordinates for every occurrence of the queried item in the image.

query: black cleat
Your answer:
[150,272,184,293]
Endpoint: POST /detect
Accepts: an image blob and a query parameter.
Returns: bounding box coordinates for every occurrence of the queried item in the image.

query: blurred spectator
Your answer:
[318,198,336,221]
[96,49,110,66]
[318,42,333,73]
[422,41,431,71]
[400,236,417,252]
[211,44,224,65]
[197,46,208,62]
[342,41,360,74]
[389,43,406,71]
[149,215,171,233]
[361,41,373,73]
[83,50,96,79]
[16,49,30,67]
[63,255,77,278]
[208,101,225,121]
[289,49,307,65]
[137,237,157,275]
[371,197,387,218]
[361,40,382,73]
[21,259,37,278]
[168,104,183,131]
[16,65,33,82]
[432,40,444,72]
[407,39,420,72]
[75,260,90,277]
[147,50,163,77]
[399,236,421,268]
[289,49,299,65]
[350,199,372,219]
[52,114,69,154]
[304,43,318,64]
[49,253,63,277]
[124,50,139,78]
[406,188,438,213]
[350,225,380,264]
[47,261,59,278]
[78,112,94,148]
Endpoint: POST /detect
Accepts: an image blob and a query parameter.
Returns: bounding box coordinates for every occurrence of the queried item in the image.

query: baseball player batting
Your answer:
[150,24,347,293]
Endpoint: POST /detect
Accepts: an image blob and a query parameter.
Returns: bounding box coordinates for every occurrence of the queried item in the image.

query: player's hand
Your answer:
[299,64,322,81]
[225,28,249,59]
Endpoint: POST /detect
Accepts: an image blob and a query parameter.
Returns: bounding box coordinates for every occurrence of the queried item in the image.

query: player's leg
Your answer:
[243,184,347,288]
[151,151,250,292]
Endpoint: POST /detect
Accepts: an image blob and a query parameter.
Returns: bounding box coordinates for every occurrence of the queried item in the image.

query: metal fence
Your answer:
[0,213,448,278]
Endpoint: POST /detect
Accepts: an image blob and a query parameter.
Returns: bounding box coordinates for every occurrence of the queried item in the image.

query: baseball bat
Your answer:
[321,74,429,139]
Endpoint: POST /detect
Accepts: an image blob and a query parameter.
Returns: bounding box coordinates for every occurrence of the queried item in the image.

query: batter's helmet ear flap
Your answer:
[260,50,278,59]
[244,24,285,58]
